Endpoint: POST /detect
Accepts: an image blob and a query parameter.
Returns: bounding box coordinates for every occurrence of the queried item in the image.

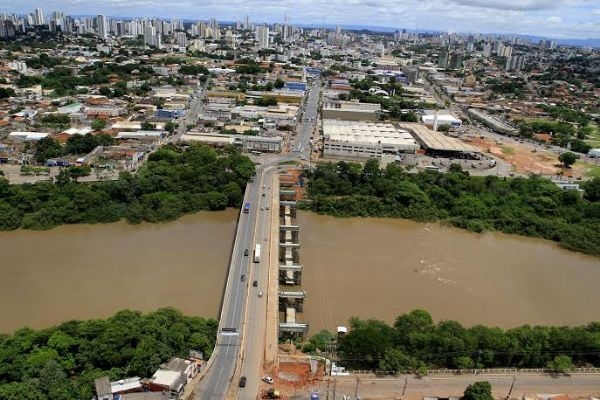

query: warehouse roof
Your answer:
[323,119,418,148]
[398,123,480,153]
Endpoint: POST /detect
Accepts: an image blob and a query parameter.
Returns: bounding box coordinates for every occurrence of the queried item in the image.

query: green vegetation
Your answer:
[0,88,15,99]
[0,144,255,231]
[558,151,578,168]
[310,310,600,372]
[40,114,70,126]
[91,119,107,131]
[255,96,278,107]
[178,64,209,76]
[20,166,50,176]
[584,123,600,147]
[34,135,116,163]
[302,160,600,256]
[0,308,217,399]
[463,381,494,400]
[16,62,155,96]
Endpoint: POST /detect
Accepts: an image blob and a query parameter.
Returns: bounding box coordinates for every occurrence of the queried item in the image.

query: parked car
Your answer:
[262,375,274,384]
[239,376,247,387]
[244,249,249,256]
[258,290,263,298]
[253,280,258,287]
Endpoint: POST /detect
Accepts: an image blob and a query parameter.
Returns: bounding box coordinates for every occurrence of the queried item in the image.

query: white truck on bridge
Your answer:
[254,244,261,263]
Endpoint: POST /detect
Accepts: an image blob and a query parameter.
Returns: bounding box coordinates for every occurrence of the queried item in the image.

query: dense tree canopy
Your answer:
[302,161,600,257]
[0,308,217,400]
[329,310,600,371]
[0,144,255,231]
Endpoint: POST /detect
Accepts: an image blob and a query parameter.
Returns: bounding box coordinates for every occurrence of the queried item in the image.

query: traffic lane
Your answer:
[238,168,275,400]
[196,181,256,399]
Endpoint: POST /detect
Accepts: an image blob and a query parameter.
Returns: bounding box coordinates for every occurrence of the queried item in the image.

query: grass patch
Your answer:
[585,123,600,147]
[500,145,515,155]
[576,160,600,179]
[279,160,299,165]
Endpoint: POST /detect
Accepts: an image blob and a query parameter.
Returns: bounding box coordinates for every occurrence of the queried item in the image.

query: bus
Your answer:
[253,244,261,263]
[243,203,251,213]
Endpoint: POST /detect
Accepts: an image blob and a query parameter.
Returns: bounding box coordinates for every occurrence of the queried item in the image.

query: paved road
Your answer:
[194,171,261,399]
[195,79,322,399]
[304,373,600,399]
[236,167,277,400]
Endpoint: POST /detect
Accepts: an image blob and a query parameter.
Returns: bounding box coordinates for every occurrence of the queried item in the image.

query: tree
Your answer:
[583,177,600,202]
[558,151,577,168]
[379,348,416,374]
[98,86,112,97]
[547,355,573,373]
[164,121,177,133]
[0,87,16,99]
[437,124,451,132]
[463,381,493,400]
[34,137,63,163]
[141,121,156,131]
[274,78,285,89]
[91,119,107,131]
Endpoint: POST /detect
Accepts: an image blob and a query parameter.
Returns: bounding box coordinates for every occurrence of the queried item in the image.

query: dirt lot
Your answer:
[279,167,306,200]
[468,136,587,178]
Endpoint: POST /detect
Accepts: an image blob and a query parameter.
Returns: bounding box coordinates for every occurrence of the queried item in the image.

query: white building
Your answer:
[174,31,187,48]
[96,14,108,39]
[322,119,419,158]
[421,110,462,130]
[256,25,269,49]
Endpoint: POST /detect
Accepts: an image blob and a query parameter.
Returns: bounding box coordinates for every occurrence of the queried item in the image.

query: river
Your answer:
[298,212,600,333]
[0,210,237,333]
[1,210,599,335]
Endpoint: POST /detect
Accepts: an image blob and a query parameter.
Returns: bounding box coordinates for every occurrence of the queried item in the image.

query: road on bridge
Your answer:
[194,79,321,399]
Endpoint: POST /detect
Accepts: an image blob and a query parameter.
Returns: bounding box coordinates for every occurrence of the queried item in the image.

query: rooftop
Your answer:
[398,123,480,153]
[323,119,418,147]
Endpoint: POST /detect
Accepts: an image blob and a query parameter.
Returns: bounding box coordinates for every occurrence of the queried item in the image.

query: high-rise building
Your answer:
[144,25,161,48]
[175,31,187,48]
[34,8,44,25]
[96,14,108,39]
[506,55,525,72]
[256,25,269,48]
[482,43,492,58]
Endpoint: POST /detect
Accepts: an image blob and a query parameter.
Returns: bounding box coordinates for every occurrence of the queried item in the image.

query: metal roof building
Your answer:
[398,123,481,154]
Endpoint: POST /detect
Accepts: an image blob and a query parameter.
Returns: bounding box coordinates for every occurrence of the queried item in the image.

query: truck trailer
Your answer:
[254,244,261,263]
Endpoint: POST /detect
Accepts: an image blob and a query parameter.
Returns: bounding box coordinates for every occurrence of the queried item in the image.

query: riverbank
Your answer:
[0,144,254,231]
[302,160,600,257]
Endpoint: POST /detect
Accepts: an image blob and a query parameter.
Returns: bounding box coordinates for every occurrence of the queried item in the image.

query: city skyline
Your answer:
[1,0,600,40]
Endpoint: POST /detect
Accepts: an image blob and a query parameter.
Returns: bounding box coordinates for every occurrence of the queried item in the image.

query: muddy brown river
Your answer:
[298,212,600,333]
[0,210,237,333]
[0,210,599,334]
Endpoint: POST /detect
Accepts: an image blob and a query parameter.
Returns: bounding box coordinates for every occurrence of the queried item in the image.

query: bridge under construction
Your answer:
[277,172,309,338]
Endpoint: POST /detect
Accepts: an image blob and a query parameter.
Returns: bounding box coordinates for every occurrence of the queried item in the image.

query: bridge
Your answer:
[192,80,321,399]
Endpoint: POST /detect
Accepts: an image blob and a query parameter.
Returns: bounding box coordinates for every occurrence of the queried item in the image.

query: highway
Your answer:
[194,79,321,399]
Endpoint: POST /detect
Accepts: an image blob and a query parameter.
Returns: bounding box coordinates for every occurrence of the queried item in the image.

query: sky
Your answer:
[2,0,600,39]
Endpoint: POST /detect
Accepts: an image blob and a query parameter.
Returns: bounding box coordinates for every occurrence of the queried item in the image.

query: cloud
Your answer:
[546,16,562,24]
[2,0,600,39]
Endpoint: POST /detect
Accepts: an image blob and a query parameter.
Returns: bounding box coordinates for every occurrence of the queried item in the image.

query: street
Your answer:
[300,373,600,399]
